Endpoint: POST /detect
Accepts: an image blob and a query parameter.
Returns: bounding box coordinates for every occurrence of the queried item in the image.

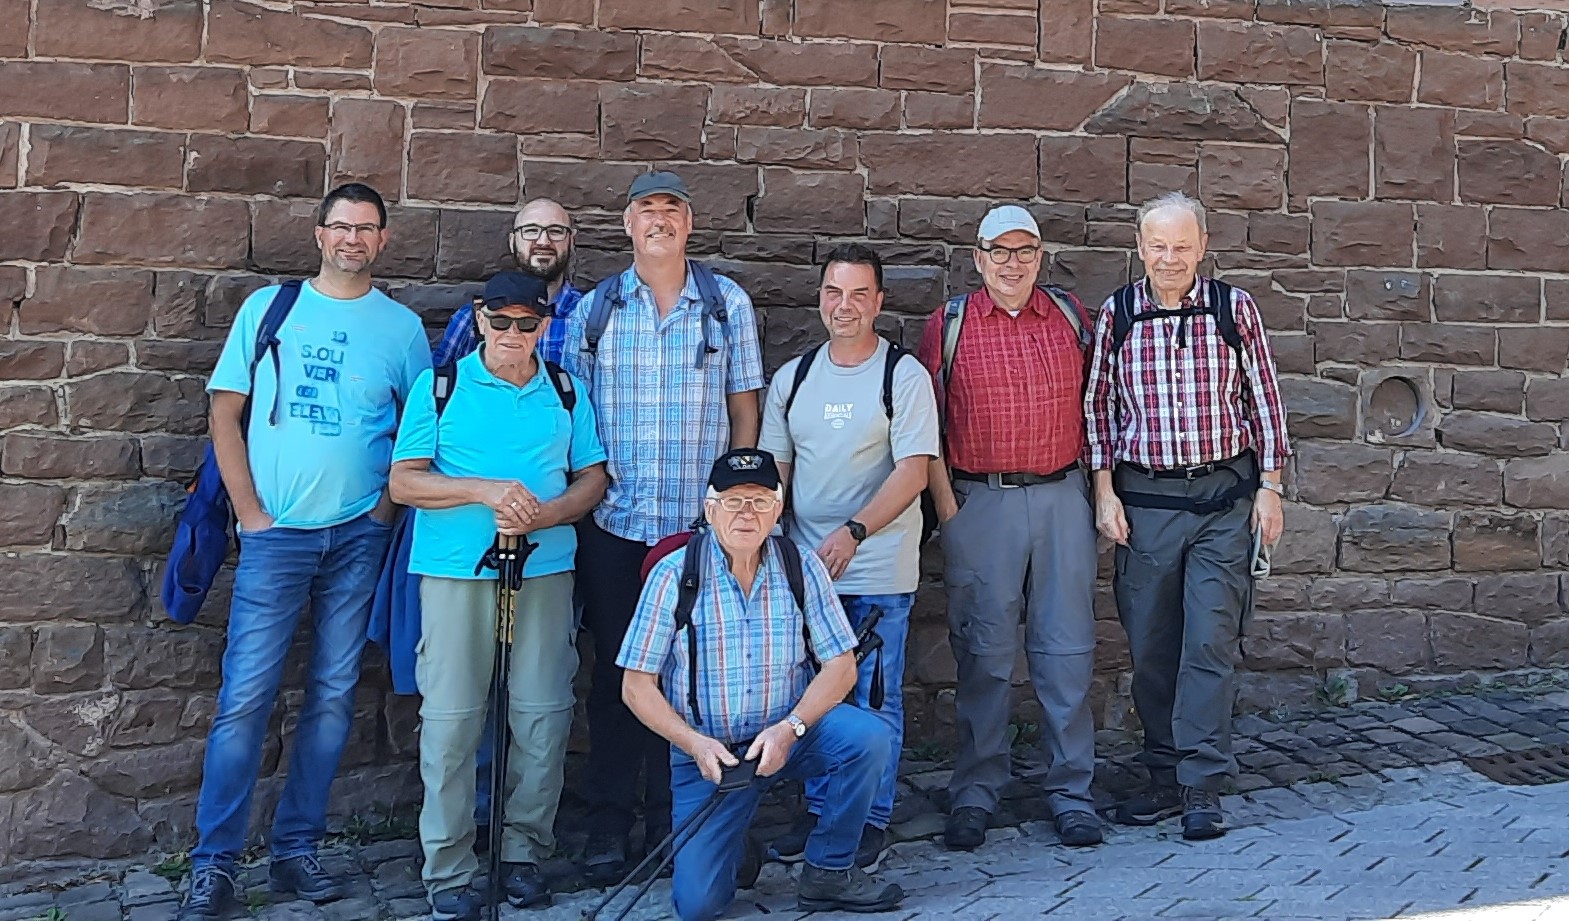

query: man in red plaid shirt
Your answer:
[916,205,1103,852]
[1085,192,1290,841]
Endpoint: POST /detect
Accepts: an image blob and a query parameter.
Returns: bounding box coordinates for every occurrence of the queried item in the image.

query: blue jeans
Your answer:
[669,704,890,921]
[804,593,912,829]
[192,513,392,871]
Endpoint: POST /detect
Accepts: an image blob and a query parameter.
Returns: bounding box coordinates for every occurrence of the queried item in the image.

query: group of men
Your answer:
[179,168,1289,921]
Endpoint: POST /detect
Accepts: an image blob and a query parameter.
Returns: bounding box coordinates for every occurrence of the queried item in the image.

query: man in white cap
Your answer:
[916,204,1102,851]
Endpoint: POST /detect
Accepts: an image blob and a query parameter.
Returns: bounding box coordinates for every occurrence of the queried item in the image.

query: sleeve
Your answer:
[616,553,681,674]
[1083,294,1120,470]
[398,322,434,402]
[889,357,940,463]
[432,305,474,366]
[757,359,798,463]
[718,277,765,395]
[566,376,608,472]
[797,546,857,662]
[1232,289,1292,472]
[391,369,438,464]
[914,310,943,378]
[206,288,272,395]
[561,288,593,384]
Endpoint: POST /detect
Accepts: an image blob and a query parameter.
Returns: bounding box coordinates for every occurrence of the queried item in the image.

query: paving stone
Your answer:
[1484,732,1547,752]
[1391,716,1451,735]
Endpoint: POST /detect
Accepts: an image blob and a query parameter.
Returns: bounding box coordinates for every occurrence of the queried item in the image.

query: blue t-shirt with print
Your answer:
[392,349,606,580]
[208,281,432,530]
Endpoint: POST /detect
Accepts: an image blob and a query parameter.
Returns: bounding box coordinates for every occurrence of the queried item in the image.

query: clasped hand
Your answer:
[479,480,540,535]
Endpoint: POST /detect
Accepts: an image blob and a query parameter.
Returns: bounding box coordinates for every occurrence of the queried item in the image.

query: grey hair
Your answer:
[1136,192,1207,236]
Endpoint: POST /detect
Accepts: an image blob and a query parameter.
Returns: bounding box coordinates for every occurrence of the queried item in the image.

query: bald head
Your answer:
[510,198,574,284]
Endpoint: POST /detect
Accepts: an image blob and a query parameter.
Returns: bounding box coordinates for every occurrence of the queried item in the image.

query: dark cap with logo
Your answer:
[481,271,551,315]
[707,448,782,493]
[627,170,692,204]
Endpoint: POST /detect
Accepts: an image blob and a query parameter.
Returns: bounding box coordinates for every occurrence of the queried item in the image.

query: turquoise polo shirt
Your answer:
[392,349,606,580]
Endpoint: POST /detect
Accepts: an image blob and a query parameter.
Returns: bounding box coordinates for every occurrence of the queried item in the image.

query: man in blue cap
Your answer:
[564,171,765,882]
[391,270,607,921]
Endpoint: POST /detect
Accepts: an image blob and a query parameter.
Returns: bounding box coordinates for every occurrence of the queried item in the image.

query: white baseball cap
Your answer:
[977,205,1041,243]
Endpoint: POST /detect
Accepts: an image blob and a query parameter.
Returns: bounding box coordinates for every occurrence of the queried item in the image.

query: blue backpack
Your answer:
[160,281,302,624]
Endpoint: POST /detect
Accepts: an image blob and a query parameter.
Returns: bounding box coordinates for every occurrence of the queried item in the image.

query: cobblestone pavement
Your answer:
[4,684,1567,921]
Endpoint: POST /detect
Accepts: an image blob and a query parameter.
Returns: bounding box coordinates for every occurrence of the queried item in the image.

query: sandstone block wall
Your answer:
[3,0,1569,864]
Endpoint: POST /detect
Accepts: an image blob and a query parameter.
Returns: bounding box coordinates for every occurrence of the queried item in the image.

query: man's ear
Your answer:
[470,296,484,336]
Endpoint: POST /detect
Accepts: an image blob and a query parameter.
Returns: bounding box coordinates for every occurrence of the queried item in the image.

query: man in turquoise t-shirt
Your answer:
[390,271,607,921]
[181,184,432,921]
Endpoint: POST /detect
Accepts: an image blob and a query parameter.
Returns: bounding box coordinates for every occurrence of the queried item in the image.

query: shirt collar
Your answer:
[465,345,546,393]
[629,265,701,312]
[972,285,1052,319]
[552,284,582,317]
[1138,275,1203,309]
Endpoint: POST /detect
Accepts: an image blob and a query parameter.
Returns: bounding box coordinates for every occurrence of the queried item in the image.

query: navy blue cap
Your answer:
[708,448,782,493]
[628,171,692,204]
[481,271,550,315]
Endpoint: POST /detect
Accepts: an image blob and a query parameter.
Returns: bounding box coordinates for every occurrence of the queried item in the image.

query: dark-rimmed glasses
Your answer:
[977,243,1042,265]
[513,224,572,242]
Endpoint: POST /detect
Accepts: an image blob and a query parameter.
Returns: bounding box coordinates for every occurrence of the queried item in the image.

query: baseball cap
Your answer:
[707,448,782,493]
[977,205,1041,243]
[628,171,692,204]
[481,271,551,315]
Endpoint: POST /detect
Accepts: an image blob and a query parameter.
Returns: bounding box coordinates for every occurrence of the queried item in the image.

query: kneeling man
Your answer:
[618,449,905,921]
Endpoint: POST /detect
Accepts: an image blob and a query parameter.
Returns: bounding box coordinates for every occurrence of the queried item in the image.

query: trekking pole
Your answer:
[475,532,536,921]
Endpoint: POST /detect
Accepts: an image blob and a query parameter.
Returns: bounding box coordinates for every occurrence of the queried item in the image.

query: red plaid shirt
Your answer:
[1084,277,1291,472]
[916,287,1088,475]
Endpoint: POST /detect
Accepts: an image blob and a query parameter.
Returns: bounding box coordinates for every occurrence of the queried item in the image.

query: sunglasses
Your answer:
[480,311,544,333]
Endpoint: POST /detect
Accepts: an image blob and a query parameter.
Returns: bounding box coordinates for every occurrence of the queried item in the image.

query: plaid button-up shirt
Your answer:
[1084,277,1291,472]
[563,267,765,543]
[616,537,858,746]
[432,284,584,367]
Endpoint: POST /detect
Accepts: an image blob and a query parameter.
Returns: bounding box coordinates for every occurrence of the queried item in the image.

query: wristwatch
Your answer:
[1258,480,1284,496]
[785,713,808,739]
[845,519,868,543]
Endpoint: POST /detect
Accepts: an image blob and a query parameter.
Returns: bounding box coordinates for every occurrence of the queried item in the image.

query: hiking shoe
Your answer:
[178,866,236,920]
[1181,787,1227,841]
[582,831,629,886]
[268,854,345,903]
[643,816,673,879]
[1113,781,1183,826]
[768,812,817,863]
[1054,810,1103,848]
[855,824,889,871]
[943,806,987,851]
[797,863,904,913]
[502,863,550,909]
[429,886,480,921]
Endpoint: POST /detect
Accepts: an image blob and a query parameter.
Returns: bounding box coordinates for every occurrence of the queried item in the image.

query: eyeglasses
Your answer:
[978,243,1042,265]
[713,495,778,513]
[481,312,544,333]
[513,224,572,242]
[321,222,382,237]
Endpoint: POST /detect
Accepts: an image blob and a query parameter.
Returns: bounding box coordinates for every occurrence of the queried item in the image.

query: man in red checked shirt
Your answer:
[917,205,1103,853]
[1085,192,1290,842]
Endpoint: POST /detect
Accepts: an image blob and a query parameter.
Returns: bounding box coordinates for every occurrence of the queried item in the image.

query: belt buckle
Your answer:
[987,473,1020,489]
[1185,463,1215,480]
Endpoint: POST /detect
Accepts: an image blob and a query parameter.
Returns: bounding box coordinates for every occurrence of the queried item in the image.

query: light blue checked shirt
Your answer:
[563,266,765,543]
[617,536,857,746]
[433,284,584,367]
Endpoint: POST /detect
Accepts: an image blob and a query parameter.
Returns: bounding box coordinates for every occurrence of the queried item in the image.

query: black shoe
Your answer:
[1054,810,1103,848]
[797,863,904,913]
[1181,787,1227,841]
[429,886,480,921]
[268,854,346,903]
[502,863,550,909]
[943,806,987,851]
[737,834,764,891]
[178,866,236,920]
[1113,781,1182,826]
[582,831,629,886]
[768,812,817,863]
[643,818,673,879]
[855,824,889,871]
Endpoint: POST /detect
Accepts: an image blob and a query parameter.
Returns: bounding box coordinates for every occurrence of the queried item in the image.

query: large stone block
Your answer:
[1431,273,1540,324]
[72,193,248,269]
[206,0,372,68]
[480,79,598,136]
[67,371,208,435]
[1418,51,1503,110]
[600,83,708,160]
[61,482,187,555]
[710,86,806,127]
[755,168,865,236]
[0,717,50,794]
[1387,6,1518,55]
[0,387,59,430]
[34,0,200,61]
[1438,411,1556,458]
[187,136,325,198]
[861,134,1037,197]
[23,265,155,337]
[7,771,152,860]
[104,625,223,691]
[0,62,130,124]
[1040,136,1127,204]
[1487,208,1569,273]
[1271,503,1337,575]
[0,191,79,262]
[1375,106,1454,201]
[1392,577,1475,611]
[1310,201,1414,267]
[1505,455,1569,509]
[1453,512,1540,573]
[879,45,975,93]
[1458,140,1560,207]
[1280,377,1357,440]
[0,484,65,548]
[131,66,248,134]
[26,125,185,189]
[1198,20,1324,86]
[1390,451,1502,506]
[1095,16,1195,78]
[483,25,636,80]
[1430,612,1529,671]
[1473,573,1560,627]
[1498,327,1569,375]
[794,0,943,42]
[978,63,1128,132]
[736,127,856,171]
[1086,83,1279,142]
[1242,613,1347,670]
[407,132,518,205]
[329,99,406,200]
[1342,270,1429,321]
[86,740,205,800]
[0,554,143,622]
[1291,441,1392,504]
[1345,609,1428,674]
[0,627,32,690]
[373,27,477,100]
[433,208,513,283]
[1,433,141,480]
[250,95,330,138]
[1452,370,1526,414]
[1415,204,1487,270]
[1507,62,1569,119]
[640,34,757,83]
[1531,618,1569,667]
[1326,40,1415,104]
[31,624,104,695]
[1399,323,1494,366]
[0,341,64,380]
[1287,99,1370,201]
[808,88,899,131]
[1198,145,1285,210]
[1338,504,1451,572]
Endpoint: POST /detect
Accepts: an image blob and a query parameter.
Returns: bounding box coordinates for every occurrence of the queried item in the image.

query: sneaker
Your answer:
[1113,781,1182,826]
[177,866,236,920]
[1054,810,1103,848]
[855,824,889,871]
[502,863,550,909]
[943,806,987,852]
[582,831,629,886]
[797,863,904,913]
[268,854,346,903]
[767,812,817,863]
[1181,787,1227,841]
[429,886,480,921]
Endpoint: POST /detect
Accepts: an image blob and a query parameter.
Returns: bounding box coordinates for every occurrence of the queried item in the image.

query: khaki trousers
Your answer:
[416,572,577,895]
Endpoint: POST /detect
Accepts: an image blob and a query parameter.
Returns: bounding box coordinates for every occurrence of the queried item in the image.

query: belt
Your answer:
[952,462,1077,489]
[1121,455,1243,481]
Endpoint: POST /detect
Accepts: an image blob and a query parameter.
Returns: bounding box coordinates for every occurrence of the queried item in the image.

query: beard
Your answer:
[517,247,568,284]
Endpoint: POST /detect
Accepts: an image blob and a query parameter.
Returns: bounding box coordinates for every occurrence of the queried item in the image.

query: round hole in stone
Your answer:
[1366,376,1423,440]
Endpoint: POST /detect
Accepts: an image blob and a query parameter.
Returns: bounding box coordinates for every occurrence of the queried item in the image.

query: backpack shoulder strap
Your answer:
[1039,284,1090,350]
[784,345,821,420]
[1110,283,1140,358]
[690,262,729,369]
[939,294,967,389]
[674,530,705,726]
[1208,278,1243,354]
[432,362,458,418]
[583,274,624,356]
[881,342,912,421]
[242,280,304,430]
[772,534,807,615]
[543,359,576,414]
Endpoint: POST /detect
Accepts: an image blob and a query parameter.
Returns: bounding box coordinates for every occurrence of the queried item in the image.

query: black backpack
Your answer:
[581,260,730,369]
[431,357,576,419]
[1108,278,1241,358]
